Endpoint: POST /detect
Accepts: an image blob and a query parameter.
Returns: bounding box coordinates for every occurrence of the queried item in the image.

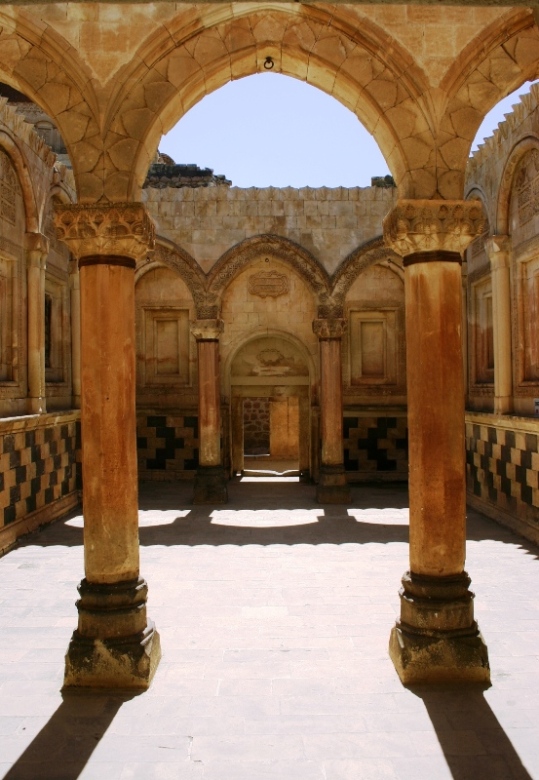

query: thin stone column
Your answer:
[55,203,161,689]
[26,233,49,415]
[69,257,81,409]
[312,318,350,504]
[485,235,513,415]
[190,319,227,504]
[384,199,490,684]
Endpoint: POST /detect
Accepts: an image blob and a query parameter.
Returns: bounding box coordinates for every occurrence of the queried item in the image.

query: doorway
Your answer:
[242,395,300,476]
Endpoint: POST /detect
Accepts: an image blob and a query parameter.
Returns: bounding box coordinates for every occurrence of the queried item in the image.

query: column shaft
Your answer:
[26,234,48,415]
[191,319,227,504]
[384,199,490,684]
[69,260,81,408]
[486,237,513,414]
[313,319,350,504]
[55,203,160,690]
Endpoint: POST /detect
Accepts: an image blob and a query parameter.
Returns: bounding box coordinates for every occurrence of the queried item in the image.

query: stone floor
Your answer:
[1,478,539,780]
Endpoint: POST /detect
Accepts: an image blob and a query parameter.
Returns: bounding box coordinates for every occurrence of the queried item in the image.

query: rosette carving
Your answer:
[190,319,224,341]
[383,199,486,257]
[54,203,155,262]
[313,318,347,340]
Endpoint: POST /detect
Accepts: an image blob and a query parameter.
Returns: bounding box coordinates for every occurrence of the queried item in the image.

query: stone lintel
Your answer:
[190,319,224,341]
[193,465,228,504]
[55,203,155,263]
[313,318,346,340]
[383,199,486,258]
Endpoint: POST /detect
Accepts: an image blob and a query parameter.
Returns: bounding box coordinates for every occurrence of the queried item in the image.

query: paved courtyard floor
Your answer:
[1,478,539,780]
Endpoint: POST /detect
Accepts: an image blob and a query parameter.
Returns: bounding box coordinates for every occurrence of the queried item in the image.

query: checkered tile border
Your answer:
[343,415,408,476]
[137,414,199,479]
[0,419,80,528]
[466,421,539,516]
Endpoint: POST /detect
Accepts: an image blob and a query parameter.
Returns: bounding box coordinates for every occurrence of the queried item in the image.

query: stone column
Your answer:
[485,235,513,415]
[312,318,350,504]
[190,319,227,504]
[383,199,490,684]
[69,257,81,409]
[55,203,161,689]
[26,233,49,415]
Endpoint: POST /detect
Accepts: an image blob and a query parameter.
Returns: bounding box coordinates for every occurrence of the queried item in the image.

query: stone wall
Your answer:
[344,412,408,482]
[0,411,80,555]
[143,186,396,275]
[466,412,539,544]
[243,398,270,456]
[137,412,199,480]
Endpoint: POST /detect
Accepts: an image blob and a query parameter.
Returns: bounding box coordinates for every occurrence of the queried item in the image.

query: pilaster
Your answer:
[383,199,490,684]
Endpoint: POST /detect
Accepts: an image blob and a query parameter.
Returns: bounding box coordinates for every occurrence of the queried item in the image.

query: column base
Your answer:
[193,465,228,504]
[389,571,490,684]
[64,622,161,690]
[63,577,161,690]
[316,464,350,504]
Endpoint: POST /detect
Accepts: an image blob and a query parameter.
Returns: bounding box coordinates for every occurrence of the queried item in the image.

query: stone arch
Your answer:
[494,136,539,235]
[0,11,101,203]
[109,4,433,201]
[207,234,331,311]
[0,130,39,234]
[136,237,207,315]
[439,10,539,201]
[331,237,403,313]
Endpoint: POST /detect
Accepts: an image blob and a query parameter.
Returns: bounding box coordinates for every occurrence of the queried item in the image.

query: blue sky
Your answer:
[160,73,534,188]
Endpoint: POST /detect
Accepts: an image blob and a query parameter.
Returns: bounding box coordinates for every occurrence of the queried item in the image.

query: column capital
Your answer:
[54,203,155,264]
[383,199,486,258]
[190,318,224,341]
[25,232,49,268]
[484,234,511,271]
[313,318,346,340]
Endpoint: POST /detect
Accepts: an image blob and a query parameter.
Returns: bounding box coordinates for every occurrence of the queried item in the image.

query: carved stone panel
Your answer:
[248,270,289,298]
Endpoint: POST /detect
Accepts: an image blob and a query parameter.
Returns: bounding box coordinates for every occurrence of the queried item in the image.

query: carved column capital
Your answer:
[25,232,49,269]
[484,235,511,271]
[383,199,486,258]
[54,203,155,264]
[190,319,224,342]
[313,318,347,340]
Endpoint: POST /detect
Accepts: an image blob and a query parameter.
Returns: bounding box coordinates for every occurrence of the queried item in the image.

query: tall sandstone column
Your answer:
[69,256,81,409]
[26,232,49,415]
[55,203,161,689]
[312,318,350,504]
[485,236,513,415]
[190,319,227,504]
[383,200,490,684]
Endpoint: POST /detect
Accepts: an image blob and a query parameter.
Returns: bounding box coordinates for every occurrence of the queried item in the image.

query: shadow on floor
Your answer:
[2,693,131,780]
[411,685,534,779]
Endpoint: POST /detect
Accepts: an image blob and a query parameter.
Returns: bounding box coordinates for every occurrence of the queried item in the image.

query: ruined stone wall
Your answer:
[143,186,396,275]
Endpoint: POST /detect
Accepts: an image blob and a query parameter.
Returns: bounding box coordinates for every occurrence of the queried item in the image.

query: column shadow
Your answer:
[410,685,534,779]
[2,692,134,780]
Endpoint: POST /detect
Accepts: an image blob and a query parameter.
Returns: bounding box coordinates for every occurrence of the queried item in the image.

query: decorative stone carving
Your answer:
[55,203,155,262]
[515,149,539,226]
[383,199,486,257]
[0,149,18,226]
[190,318,224,341]
[248,270,289,298]
[313,318,347,340]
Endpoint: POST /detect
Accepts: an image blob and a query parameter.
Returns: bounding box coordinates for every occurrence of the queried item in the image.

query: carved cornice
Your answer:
[54,203,155,262]
[383,199,486,257]
[190,319,224,341]
[313,318,347,340]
